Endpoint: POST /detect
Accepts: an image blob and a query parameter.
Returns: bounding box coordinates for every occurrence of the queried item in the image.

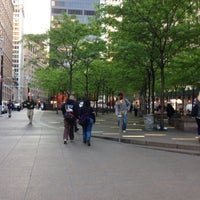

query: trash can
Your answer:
[144,114,154,131]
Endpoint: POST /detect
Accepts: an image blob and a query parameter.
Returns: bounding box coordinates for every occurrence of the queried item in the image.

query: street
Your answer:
[0,109,200,200]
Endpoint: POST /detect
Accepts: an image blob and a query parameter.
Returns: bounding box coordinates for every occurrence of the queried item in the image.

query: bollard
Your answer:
[118,114,123,142]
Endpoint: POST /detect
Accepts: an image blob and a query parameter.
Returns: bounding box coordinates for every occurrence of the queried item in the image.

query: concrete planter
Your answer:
[174,117,197,132]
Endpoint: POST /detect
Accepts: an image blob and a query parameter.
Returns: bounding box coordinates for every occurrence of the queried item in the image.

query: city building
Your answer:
[12,0,25,103]
[0,0,14,112]
[51,0,100,24]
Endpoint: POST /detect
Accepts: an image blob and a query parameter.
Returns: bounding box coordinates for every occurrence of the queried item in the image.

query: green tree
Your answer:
[49,13,90,95]
[98,0,200,129]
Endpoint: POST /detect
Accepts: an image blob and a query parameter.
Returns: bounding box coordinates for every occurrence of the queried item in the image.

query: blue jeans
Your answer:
[118,114,127,131]
[82,118,93,142]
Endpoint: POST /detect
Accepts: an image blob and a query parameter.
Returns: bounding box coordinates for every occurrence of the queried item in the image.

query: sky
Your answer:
[23,0,51,34]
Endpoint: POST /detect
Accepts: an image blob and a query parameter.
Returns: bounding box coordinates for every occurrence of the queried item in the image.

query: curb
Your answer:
[92,135,200,152]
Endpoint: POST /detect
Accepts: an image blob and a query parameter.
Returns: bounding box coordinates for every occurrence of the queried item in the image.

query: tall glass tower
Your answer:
[51,0,100,24]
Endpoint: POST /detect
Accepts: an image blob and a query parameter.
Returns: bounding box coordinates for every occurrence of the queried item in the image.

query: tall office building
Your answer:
[0,0,14,107]
[12,0,24,103]
[51,0,100,24]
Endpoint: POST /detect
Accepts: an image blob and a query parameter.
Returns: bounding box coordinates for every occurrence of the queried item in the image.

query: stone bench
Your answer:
[174,117,197,132]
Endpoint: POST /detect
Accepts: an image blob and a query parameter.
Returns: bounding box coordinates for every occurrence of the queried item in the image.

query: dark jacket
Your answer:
[192,98,200,119]
[80,99,95,123]
[166,104,175,118]
[7,102,14,110]
[23,99,36,109]
[61,99,79,119]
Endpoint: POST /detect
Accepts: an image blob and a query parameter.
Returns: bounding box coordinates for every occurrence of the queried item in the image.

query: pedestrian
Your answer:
[192,93,200,142]
[129,103,133,113]
[115,92,131,133]
[7,100,14,118]
[133,101,139,117]
[23,97,37,124]
[79,99,95,146]
[61,95,79,144]
[166,103,175,119]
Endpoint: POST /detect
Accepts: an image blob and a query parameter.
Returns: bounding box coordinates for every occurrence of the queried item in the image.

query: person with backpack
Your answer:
[61,95,79,144]
[79,99,95,146]
[115,92,131,133]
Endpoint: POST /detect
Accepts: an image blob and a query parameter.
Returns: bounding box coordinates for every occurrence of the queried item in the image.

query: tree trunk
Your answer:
[69,64,73,95]
[160,64,165,130]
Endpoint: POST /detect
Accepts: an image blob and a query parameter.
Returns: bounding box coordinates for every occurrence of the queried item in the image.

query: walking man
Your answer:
[61,95,79,144]
[7,100,14,118]
[115,92,131,133]
[23,97,36,124]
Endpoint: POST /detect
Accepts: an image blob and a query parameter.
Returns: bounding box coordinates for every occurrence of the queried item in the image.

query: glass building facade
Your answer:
[51,0,100,24]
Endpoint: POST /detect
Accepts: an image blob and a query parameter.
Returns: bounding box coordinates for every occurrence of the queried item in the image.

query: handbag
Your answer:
[79,113,90,126]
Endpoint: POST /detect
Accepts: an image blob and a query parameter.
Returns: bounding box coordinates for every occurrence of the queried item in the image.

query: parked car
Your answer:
[1,101,8,114]
[14,103,21,111]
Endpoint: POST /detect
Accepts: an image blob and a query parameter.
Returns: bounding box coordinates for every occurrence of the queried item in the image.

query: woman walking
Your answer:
[79,99,95,146]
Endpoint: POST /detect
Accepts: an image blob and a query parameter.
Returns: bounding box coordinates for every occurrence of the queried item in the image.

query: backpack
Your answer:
[79,113,90,127]
[64,112,76,123]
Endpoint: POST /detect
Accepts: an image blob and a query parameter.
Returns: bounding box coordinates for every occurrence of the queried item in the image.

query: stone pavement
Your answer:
[92,111,200,153]
[0,109,200,200]
[1,109,200,153]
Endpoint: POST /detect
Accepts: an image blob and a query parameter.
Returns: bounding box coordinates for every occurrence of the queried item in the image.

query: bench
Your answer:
[174,117,197,132]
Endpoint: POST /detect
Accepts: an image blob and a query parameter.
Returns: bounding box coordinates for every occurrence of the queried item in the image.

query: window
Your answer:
[84,10,95,16]
[52,8,66,14]
[68,9,83,15]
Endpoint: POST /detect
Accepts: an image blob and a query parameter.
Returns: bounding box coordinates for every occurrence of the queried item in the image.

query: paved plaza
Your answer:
[0,109,200,200]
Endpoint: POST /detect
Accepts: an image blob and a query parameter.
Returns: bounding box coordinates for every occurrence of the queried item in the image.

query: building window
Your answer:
[84,10,95,16]
[68,9,83,15]
[52,8,67,14]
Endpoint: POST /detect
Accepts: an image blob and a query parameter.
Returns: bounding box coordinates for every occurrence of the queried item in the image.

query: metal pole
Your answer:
[0,38,4,114]
[118,115,122,142]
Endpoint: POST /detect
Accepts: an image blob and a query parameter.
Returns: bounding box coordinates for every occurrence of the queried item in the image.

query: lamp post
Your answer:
[27,76,30,100]
[84,66,89,98]
[0,37,4,114]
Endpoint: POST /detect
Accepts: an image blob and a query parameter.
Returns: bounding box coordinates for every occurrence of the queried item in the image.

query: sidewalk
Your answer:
[1,110,200,200]
[92,112,200,153]
[1,110,199,153]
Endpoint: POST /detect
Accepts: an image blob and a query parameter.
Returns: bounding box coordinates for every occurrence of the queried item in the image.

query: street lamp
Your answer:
[26,76,31,100]
[84,67,89,98]
[0,37,4,114]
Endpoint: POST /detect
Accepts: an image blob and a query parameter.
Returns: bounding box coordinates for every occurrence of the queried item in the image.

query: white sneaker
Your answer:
[123,130,126,133]
[64,139,67,144]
